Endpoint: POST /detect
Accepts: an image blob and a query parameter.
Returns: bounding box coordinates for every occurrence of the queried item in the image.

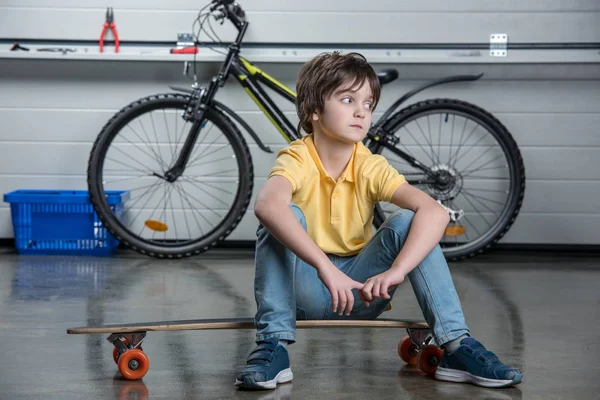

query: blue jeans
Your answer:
[253,204,470,346]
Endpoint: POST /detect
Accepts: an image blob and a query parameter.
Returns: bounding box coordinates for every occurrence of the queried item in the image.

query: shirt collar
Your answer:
[304,134,356,182]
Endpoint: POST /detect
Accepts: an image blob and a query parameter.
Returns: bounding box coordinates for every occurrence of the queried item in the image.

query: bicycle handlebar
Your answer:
[210,0,246,29]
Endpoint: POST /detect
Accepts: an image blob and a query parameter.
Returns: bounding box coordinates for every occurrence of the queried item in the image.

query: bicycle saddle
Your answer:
[377,69,399,85]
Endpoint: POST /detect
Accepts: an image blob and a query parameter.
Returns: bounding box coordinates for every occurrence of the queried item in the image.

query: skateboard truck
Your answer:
[108,332,146,351]
[407,327,435,348]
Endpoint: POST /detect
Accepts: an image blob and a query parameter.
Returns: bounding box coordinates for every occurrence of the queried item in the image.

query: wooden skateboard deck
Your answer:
[67,317,442,381]
[67,317,429,334]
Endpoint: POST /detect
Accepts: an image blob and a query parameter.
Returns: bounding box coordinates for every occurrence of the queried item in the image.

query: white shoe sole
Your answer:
[435,367,522,388]
[235,368,293,390]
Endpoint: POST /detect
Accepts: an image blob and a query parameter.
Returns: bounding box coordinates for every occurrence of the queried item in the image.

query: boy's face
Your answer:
[312,80,374,144]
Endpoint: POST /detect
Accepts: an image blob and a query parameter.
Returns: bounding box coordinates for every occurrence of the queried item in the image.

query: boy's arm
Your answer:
[362,183,450,305]
[387,183,450,274]
[255,175,364,316]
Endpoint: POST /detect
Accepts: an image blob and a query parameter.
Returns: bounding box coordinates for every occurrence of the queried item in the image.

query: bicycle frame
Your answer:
[231,57,299,143]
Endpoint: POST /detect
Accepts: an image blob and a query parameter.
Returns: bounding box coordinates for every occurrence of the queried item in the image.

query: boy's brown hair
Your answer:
[295,51,381,135]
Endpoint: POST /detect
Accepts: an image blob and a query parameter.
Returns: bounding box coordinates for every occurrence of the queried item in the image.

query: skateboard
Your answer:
[67,317,443,380]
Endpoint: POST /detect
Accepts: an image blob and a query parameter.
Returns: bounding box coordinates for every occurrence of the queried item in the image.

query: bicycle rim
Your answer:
[371,99,524,260]
[88,94,253,258]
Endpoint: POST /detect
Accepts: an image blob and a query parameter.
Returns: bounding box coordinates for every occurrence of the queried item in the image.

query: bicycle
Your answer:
[87,0,525,261]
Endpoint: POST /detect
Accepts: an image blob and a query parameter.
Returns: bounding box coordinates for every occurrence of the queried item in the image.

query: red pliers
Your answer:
[99,7,119,53]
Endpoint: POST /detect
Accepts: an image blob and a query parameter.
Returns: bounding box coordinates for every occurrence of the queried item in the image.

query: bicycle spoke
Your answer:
[461,189,505,207]
[448,117,469,166]
[461,153,506,177]
[187,128,225,168]
[448,113,455,166]
[200,168,240,177]
[189,179,236,196]
[144,181,172,238]
[128,119,168,172]
[175,182,210,239]
[173,181,211,234]
[461,187,508,194]
[124,180,164,233]
[415,118,440,165]
[437,114,442,164]
[459,193,490,232]
[460,146,500,174]
[152,180,170,241]
[167,183,179,241]
[449,123,479,167]
[120,181,165,195]
[160,109,175,166]
[175,181,193,241]
[172,115,191,166]
[401,124,437,165]
[187,154,236,169]
[452,132,490,167]
[102,173,153,184]
[462,165,508,178]
[180,176,232,208]
[118,126,167,169]
[149,112,168,172]
[187,123,218,165]
[175,181,227,219]
[105,154,154,176]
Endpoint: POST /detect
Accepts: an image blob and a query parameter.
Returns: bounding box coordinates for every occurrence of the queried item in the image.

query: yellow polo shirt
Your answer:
[268,134,406,256]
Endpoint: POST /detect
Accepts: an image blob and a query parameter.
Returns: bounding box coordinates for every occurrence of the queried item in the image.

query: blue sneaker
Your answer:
[435,337,523,388]
[235,338,293,390]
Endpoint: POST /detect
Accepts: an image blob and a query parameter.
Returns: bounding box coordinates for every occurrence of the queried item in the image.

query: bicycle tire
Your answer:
[370,98,525,261]
[87,93,254,258]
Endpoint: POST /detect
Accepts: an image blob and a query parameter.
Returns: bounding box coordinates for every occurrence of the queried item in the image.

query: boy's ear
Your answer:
[311,111,319,121]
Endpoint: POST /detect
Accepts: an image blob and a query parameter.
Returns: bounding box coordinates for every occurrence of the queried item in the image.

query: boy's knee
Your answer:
[256,203,307,236]
[289,203,307,229]
[380,209,415,237]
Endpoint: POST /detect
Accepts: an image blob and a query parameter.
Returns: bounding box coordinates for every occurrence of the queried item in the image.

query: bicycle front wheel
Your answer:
[88,93,254,258]
[369,99,525,261]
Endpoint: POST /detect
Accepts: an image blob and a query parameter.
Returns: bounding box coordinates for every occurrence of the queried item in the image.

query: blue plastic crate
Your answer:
[3,190,129,256]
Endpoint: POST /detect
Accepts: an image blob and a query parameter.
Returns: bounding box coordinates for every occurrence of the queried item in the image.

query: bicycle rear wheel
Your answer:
[87,93,253,258]
[369,99,525,261]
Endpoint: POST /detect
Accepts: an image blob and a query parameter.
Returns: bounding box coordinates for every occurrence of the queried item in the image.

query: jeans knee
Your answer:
[380,209,414,238]
[256,203,307,236]
[289,203,307,230]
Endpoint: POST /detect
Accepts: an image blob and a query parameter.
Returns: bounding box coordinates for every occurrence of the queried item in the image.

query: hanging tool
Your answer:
[38,48,76,55]
[100,7,119,53]
[10,42,30,51]
[170,47,198,54]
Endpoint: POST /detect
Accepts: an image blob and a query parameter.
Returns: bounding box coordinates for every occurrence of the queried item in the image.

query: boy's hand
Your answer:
[360,270,406,307]
[317,264,364,316]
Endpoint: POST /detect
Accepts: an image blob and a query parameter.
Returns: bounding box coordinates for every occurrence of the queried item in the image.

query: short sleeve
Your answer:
[361,155,407,203]
[268,141,308,193]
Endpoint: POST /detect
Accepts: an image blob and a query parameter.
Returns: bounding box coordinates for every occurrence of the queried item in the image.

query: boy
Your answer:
[235,52,523,390]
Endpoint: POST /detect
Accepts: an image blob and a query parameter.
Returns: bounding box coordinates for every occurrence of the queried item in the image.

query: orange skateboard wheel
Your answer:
[113,339,143,364]
[398,335,418,365]
[416,345,443,376]
[118,349,150,380]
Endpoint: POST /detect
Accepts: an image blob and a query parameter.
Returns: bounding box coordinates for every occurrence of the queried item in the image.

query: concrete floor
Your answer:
[0,247,597,400]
